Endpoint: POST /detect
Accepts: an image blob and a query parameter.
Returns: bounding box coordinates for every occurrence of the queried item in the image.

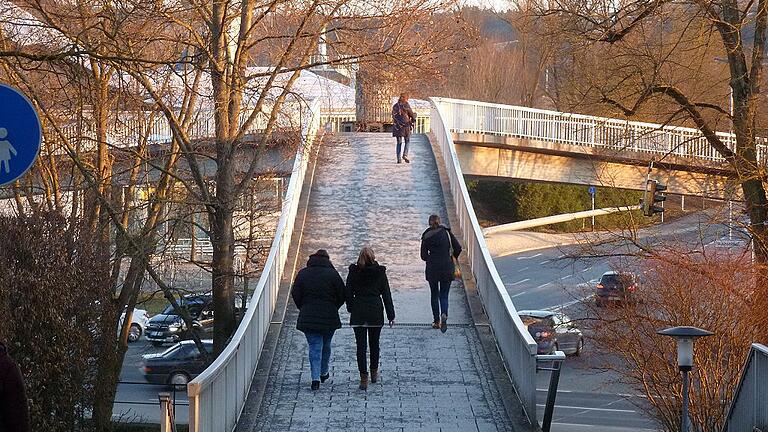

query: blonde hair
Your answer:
[357,247,376,267]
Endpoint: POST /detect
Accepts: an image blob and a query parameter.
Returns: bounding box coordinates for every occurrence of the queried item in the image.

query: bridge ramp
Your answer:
[238,133,516,432]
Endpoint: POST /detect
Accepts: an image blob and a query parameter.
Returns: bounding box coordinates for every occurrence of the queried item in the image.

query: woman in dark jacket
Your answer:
[345,247,395,390]
[391,92,417,164]
[291,249,345,390]
[420,214,462,333]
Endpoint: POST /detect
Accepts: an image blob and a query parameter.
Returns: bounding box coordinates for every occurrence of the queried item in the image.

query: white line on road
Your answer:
[519,266,529,272]
[544,294,595,311]
[581,267,592,272]
[511,291,528,298]
[509,278,530,286]
[536,403,636,413]
[539,260,550,265]
[560,274,572,280]
[535,282,551,289]
[550,423,657,431]
[517,253,542,260]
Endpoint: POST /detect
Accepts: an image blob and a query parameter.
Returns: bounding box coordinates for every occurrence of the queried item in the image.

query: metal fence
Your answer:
[433,97,768,163]
[429,98,540,424]
[320,108,431,134]
[186,99,322,432]
[723,343,768,432]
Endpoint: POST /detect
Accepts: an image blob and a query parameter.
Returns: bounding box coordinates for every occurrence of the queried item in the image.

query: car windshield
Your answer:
[520,315,546,327]
[600,273,633,288]
[160,300,204,316]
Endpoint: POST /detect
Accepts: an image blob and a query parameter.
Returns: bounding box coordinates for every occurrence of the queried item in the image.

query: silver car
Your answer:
[518,310,584,356]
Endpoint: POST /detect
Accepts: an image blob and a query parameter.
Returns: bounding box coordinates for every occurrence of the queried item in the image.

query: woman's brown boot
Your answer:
[370,368,379,383]
[359,372,369,390]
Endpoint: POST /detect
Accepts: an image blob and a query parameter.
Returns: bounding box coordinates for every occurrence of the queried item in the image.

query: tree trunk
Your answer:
[91,257,145,430]
[210,166,237,354]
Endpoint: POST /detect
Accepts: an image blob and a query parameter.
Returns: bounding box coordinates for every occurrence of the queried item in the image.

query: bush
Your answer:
[0,212,110,431]
[467,179,643,231]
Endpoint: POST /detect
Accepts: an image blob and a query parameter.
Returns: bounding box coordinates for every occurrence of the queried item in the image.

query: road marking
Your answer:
[509,278,530,286]
[539,260,550,265]
[518,266,529,272]
[581,267,591,272]
[535,282,551,289]
[560,274,572,280]
[511,291,528,298]
[550,423,657,431]
[536,403,636,413]
[517,253,542,260]
[544,294,595,311]
[536,388,647,398]
[589,278,599,283]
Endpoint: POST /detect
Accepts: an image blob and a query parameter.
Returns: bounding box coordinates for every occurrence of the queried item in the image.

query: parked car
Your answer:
[121,309,150,343]
[145,295,214,346]
[518,310,584,355]
[140,340,214,386]
[595,271,638,306]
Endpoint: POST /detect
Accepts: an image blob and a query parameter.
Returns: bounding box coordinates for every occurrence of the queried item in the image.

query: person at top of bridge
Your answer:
[392,92,417,164]
[421,215,462,333]
[344,247,396,391]
[291,249,346,391]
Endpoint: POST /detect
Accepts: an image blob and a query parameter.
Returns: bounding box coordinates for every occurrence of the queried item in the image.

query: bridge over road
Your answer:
[234,133,531,432]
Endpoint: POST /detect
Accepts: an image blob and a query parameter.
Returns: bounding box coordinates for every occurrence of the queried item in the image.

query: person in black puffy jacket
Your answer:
[345,247,395,390]
[0,341,29,432]
[291,249,345,390]
[420,214,462,333]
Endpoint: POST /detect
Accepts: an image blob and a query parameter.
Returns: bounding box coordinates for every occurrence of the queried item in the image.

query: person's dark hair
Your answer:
[357,247,376,267]
[399,92,409,102]
[428,214,440,228]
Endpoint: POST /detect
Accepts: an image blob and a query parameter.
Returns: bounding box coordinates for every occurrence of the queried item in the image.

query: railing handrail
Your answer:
[429,97,539,424]
[186,98,322,432]
[434,96,739,139]
[723,343,768,432]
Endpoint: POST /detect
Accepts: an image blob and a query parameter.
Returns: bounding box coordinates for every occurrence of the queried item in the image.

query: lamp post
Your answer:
[657,326,714,432]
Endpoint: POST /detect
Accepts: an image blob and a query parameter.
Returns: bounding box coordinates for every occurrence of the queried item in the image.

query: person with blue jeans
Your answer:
[420,215,462,333]
[391,92,417,164]
[291,249,345,390]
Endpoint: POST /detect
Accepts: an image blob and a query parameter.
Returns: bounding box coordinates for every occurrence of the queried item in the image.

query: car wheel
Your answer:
[169,372,190,387]
[127,324,142,343]
[574,338,584,356]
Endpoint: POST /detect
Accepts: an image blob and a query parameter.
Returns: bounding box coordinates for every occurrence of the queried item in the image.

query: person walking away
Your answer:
[345,247,395,390]
[0,341,29,432]
[392,93,417,164]
[291,249,346,390]
[420,215,462,333]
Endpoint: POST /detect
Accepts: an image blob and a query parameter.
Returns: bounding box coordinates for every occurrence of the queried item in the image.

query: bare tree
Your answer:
[525,0,768,261]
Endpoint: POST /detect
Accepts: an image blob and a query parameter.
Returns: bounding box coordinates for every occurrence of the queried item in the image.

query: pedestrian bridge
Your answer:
[184,97,760,431]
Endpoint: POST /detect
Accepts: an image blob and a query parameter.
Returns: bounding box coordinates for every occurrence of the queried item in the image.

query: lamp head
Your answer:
[657,326,713,370]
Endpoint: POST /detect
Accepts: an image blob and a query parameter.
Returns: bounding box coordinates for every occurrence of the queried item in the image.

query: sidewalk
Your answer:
[236,133,523,432]
[486,209,719,257]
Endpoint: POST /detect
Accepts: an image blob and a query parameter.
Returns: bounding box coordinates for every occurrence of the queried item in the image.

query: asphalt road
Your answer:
[495,245,660,431]
[114,340,189,425]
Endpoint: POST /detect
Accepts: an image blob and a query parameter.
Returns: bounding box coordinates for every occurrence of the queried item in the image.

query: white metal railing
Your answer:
[186,99,322,432]
[723,343,768,432]
[320,108,431,134]
[429,98,540,424]
[433,97,768,163]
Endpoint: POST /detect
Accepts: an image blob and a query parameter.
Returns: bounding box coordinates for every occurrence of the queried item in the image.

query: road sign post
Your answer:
[0,84,42,186]
[588,186,596,230]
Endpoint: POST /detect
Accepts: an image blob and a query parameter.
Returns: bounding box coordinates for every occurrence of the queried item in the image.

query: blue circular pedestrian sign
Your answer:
[0,84,42,186]
[588,186,596,196]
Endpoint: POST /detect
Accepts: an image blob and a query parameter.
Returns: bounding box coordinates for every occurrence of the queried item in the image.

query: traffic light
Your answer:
[642,179,666,216]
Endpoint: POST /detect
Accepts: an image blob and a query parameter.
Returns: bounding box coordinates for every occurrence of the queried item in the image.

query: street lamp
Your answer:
[657,326,714,432]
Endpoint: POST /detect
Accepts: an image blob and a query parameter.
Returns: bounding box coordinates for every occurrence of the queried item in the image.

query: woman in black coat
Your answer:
[420,214,462,333]
[291,249,345,390]
[345,247,395,390]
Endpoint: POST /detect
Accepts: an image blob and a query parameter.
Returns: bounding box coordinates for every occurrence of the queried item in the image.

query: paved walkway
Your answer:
[239,133,514,432]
